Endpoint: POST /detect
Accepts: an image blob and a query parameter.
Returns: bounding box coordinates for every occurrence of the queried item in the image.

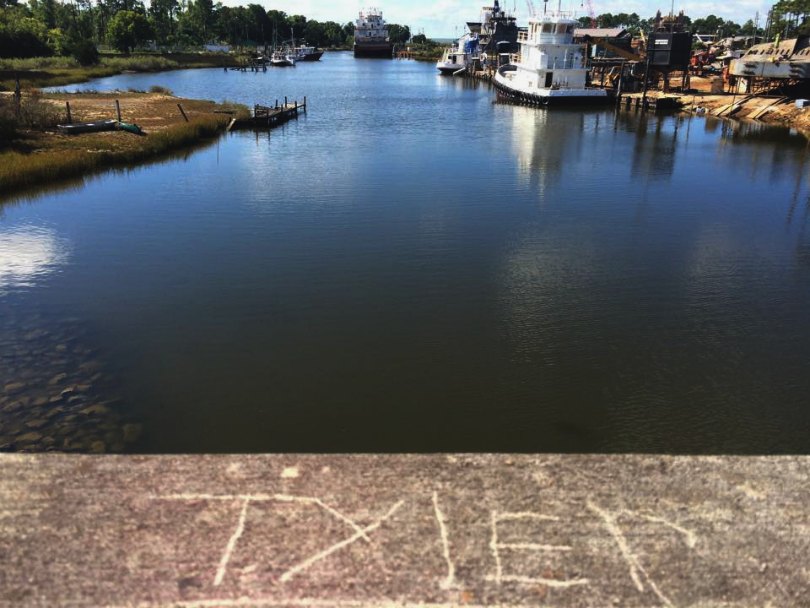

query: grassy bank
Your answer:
[0,92,248,196]
[0,52,241,90]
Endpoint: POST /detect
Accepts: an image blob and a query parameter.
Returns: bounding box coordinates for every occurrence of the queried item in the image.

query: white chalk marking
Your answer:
[498,543,573,552]
[587,500,674,607]
[488,509,585,590]
[638,512,697,549]
[214,498,251,587]
[105,599,543,608]
[274,494,371,542]
[151,493,370,541]
[486,574,590,588]
[431,491,459,590]
[489,510,503,585]
[279,500,405,584]
[495,512,560,522]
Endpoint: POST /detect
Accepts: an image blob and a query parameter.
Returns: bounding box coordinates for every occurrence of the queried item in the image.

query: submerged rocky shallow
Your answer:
[0,311,141,453]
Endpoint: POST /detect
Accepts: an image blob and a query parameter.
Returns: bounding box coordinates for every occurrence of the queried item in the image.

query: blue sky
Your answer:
[221,1,773,38]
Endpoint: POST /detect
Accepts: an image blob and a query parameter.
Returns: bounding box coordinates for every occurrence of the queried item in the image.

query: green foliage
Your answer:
[411,33,429,45]
[69,39,99,65]
[0,7,53,57]
[388,23,410,44]
[106,10,153,53]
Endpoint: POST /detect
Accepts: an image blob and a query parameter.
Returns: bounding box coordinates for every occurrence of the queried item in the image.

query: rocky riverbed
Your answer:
[0,309,141,453]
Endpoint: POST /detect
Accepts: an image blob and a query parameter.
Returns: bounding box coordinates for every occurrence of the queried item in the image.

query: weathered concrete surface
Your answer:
[0,455,808,607]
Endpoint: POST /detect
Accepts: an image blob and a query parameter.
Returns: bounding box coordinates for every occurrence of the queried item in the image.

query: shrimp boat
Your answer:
[270,49,296,67]
[493,2,609,105]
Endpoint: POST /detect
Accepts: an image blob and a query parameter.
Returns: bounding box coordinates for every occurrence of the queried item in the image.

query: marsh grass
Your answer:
[0,114,229,194]
[0,53,241,90]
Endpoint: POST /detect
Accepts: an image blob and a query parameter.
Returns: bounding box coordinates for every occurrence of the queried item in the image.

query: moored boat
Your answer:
[354,8,393,58]
[493,5,609,105]
[436,35,480,74]
[295,45,324,62]
[270,50,296,67]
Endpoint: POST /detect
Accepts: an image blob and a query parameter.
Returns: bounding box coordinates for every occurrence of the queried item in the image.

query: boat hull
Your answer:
[297,50,324,62]
[437,64,467,75]
[493,70,611,106]
[354,43,393,58]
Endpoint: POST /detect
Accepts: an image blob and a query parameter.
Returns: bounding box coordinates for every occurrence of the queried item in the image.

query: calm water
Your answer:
[3,52,810,453]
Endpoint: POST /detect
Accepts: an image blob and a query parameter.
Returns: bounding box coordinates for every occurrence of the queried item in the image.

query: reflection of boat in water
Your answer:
[436,35,480,74]
[354,8,393,58]
[493,6,609,105]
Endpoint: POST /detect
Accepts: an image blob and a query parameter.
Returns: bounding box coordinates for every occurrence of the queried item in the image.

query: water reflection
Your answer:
[0,226,68,292]
[509,107,586,195]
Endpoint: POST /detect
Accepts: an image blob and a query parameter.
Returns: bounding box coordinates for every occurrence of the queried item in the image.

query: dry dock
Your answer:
[1,454,807,606]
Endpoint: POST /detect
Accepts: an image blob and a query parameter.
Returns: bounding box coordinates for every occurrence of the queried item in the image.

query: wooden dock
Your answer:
[227,97,306,131]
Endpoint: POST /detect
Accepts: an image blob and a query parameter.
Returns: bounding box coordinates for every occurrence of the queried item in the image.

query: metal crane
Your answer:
[525,0,536,17]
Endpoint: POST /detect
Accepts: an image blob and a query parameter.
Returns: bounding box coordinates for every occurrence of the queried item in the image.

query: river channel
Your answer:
[2,52,809,453]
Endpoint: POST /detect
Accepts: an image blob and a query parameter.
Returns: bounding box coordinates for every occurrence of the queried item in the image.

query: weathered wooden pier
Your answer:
[227,97,307,131]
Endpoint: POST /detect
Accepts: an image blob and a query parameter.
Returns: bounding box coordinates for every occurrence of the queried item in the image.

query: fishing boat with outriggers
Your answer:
[493,1,609,105]
[270,48,296,67]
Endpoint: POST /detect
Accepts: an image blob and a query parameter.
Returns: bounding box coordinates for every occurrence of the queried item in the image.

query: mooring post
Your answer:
[284,96,288,108]
[177,104,189,122]
[303,96,307,110]
[65,101,72,124]
[13,72,21,119]
[115,99,122,122]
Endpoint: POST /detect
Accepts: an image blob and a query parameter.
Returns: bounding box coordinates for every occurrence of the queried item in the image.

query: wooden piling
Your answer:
[13,73,21,119]
[65,101,72,124]
[177,103,189,122]
[115,99,122,122]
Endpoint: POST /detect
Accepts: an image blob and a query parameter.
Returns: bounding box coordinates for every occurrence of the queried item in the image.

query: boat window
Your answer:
[542,23,553,34]
[556,23,568,34]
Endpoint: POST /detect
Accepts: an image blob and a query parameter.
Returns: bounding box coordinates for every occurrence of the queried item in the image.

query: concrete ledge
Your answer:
[1,454,808,607]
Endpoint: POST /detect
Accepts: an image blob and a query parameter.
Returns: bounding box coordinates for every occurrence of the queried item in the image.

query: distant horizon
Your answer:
[213,1,774,40]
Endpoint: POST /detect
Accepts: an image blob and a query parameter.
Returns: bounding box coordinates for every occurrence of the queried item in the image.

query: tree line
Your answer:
[581,3,810,40]
[4,0,810,62]
[0,0,412,60]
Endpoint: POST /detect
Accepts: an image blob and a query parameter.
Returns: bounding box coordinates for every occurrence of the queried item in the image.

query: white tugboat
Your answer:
[493,1,609,105]
[354,8,393,58]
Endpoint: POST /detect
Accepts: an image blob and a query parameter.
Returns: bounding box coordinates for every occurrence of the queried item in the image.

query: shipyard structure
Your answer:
[354,8,393,58]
